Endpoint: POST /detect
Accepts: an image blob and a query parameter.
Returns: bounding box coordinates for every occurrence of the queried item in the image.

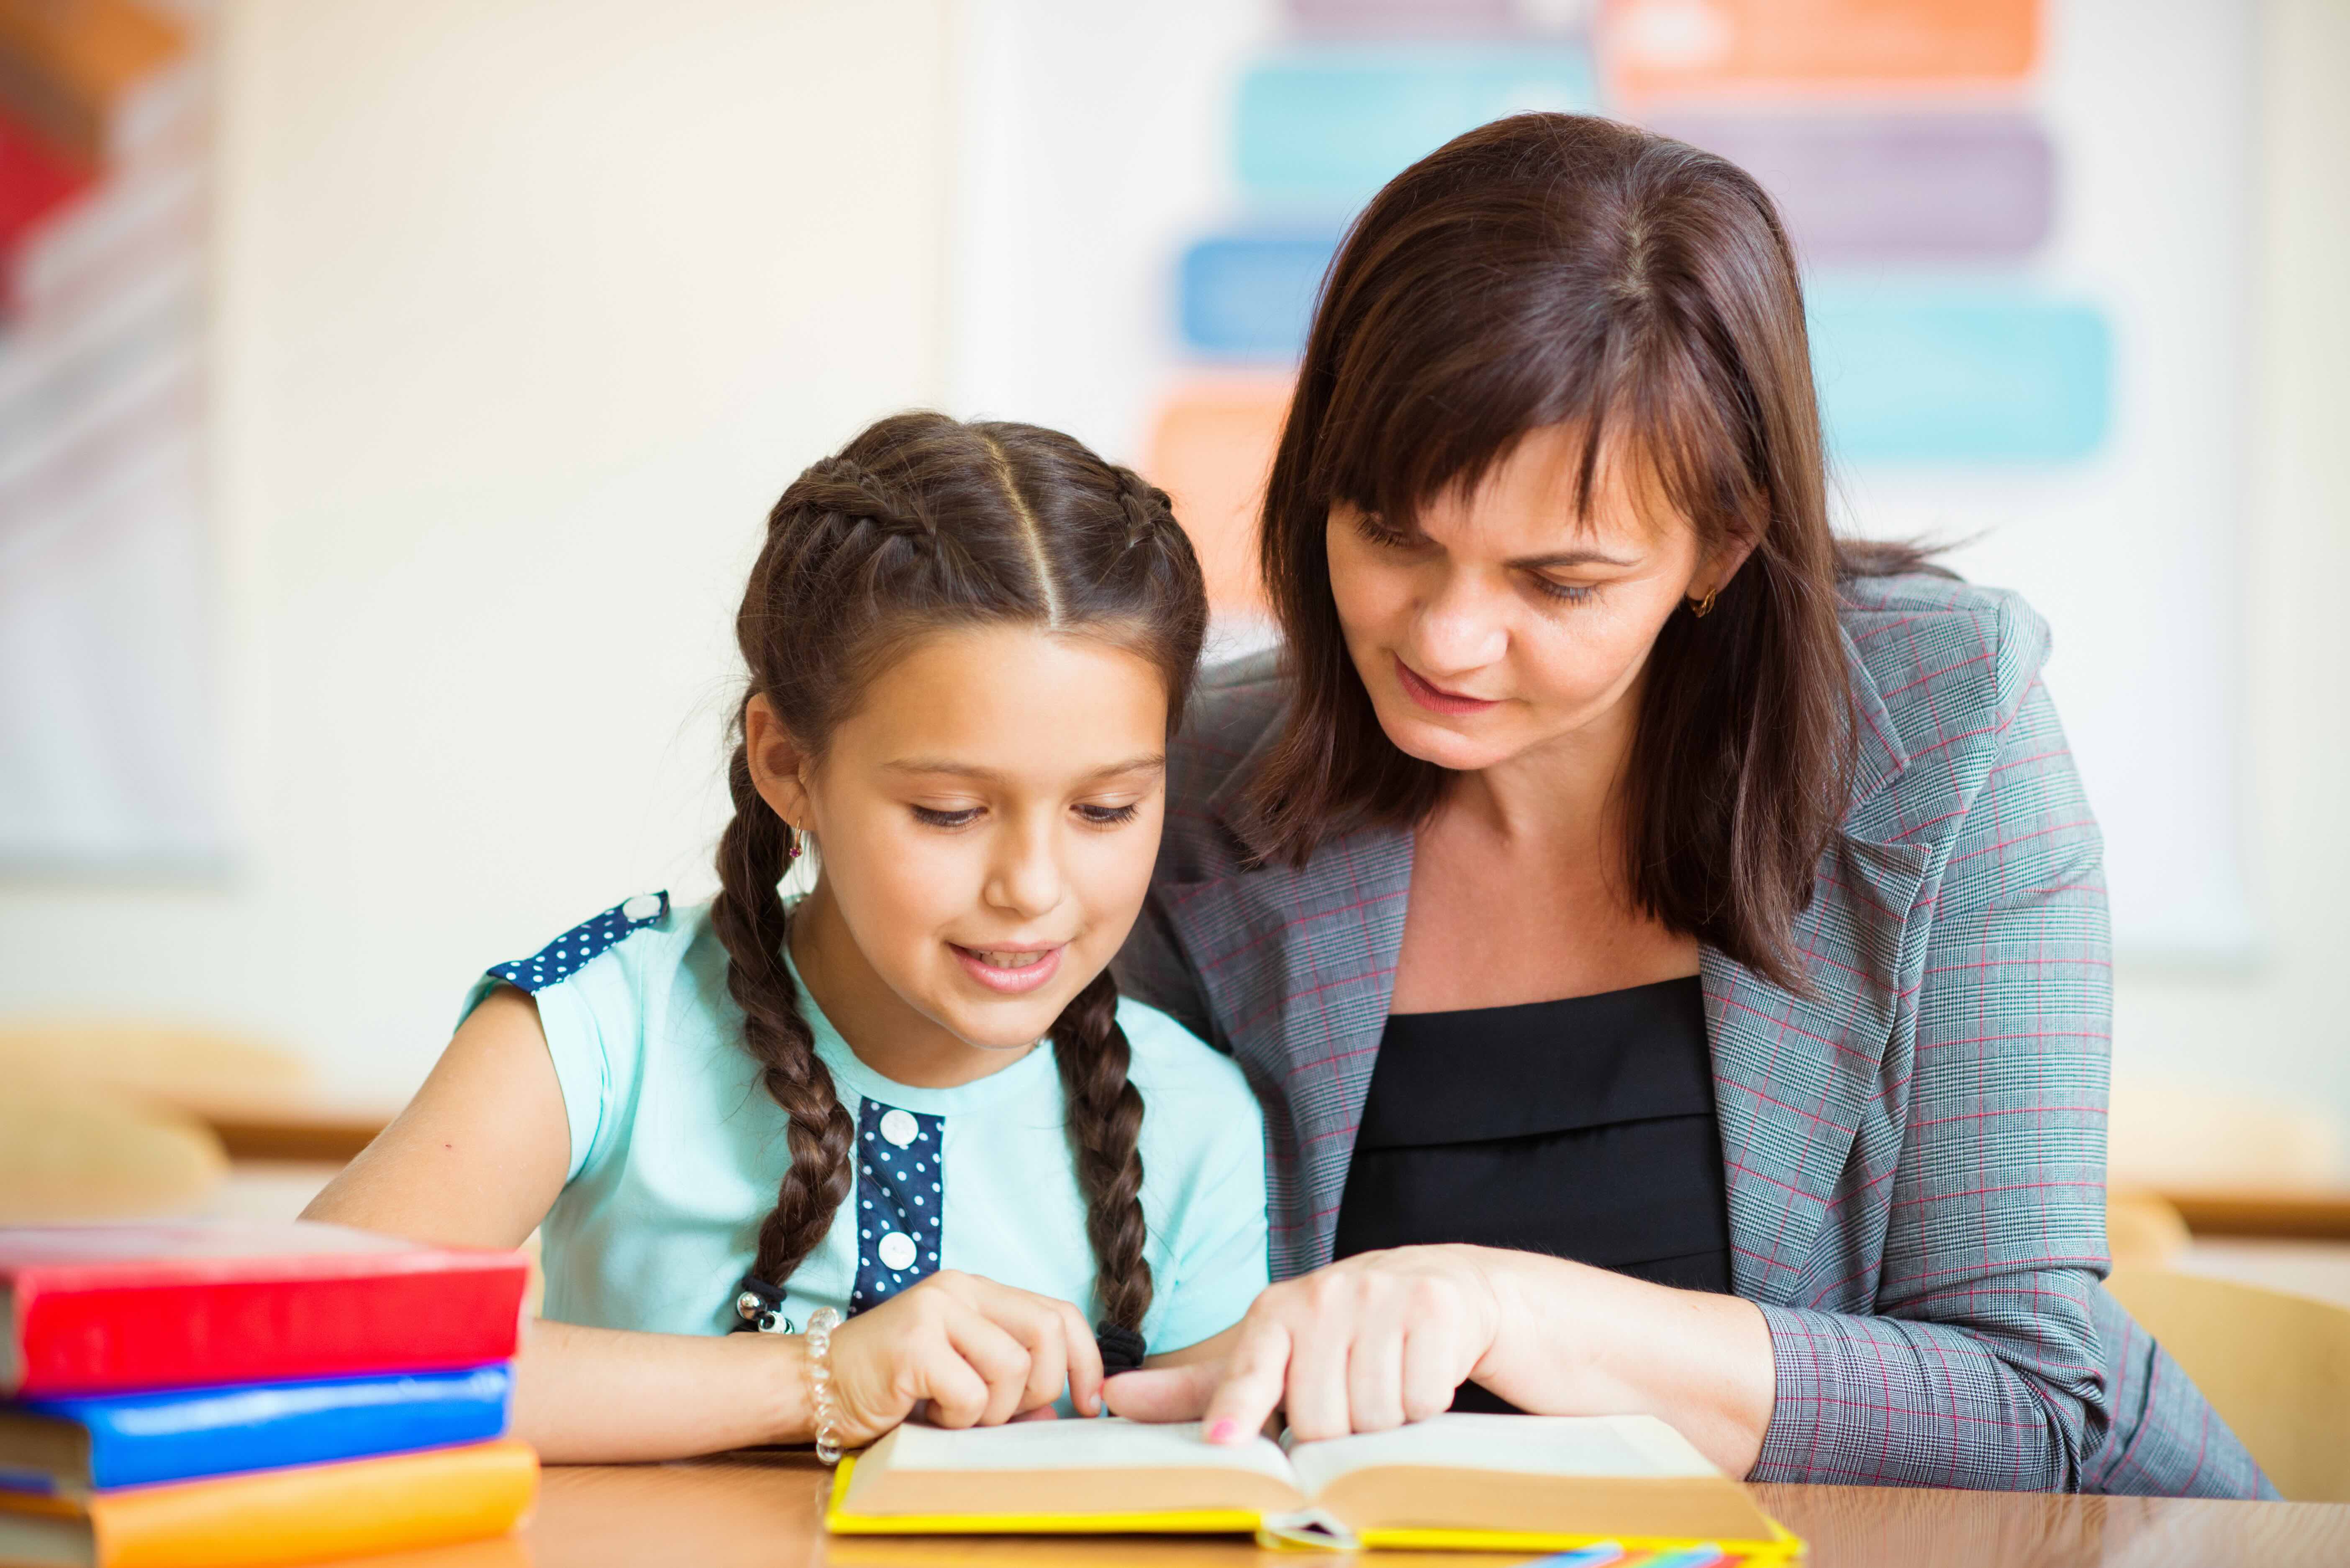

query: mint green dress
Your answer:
[463,894,1269,1353]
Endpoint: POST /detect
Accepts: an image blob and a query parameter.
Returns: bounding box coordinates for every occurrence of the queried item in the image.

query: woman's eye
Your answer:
[1075,802,1141,827]
[1533,579,1597,605]
[911,805,982,829]
[1353,510,1414,548]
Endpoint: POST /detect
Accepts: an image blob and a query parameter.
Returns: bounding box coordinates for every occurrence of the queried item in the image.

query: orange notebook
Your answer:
[0,1438,537,1568]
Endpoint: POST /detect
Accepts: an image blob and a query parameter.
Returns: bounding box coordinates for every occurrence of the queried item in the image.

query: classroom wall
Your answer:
[0,0,2341,1146]
[0,0,952,1100]
[2105,0,2350,1163]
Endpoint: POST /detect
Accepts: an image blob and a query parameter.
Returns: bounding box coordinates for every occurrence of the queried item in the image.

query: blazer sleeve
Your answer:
[1751,672,2119,1491]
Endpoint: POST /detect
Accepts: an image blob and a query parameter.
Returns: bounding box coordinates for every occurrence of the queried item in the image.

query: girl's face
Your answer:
[750,624,1169,1083]
[1324,421,1733,781]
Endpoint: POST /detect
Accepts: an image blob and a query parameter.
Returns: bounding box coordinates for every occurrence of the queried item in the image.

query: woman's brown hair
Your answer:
[713,412,1207,1332]
[1253,112,1929,990]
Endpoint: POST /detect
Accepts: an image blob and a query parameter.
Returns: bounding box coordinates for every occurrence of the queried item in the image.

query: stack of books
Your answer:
[0,1220,536,1568]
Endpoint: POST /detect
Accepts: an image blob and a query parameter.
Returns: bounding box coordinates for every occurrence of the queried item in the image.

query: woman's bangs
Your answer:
[1308,318,1588,529]
[1307,310,1755,542]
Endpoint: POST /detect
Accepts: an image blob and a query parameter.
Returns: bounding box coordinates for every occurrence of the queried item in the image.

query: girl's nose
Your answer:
[984,822,1063,918]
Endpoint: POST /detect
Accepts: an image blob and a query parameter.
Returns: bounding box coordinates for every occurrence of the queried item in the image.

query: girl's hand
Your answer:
[826,1271,1106,1447]
[1103,1245,1503,1443]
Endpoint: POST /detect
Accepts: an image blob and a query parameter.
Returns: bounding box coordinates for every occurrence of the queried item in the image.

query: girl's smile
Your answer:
[949,941,1064,996]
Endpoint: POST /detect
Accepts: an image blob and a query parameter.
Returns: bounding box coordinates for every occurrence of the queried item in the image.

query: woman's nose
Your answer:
[1411,570,1508,674]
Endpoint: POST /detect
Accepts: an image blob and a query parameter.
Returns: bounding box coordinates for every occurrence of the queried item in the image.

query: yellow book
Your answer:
[0,1437,538,1568]
[826,1413,1802,1559]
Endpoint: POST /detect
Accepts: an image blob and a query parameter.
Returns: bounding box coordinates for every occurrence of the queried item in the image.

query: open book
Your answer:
[826,1413,1800,1558]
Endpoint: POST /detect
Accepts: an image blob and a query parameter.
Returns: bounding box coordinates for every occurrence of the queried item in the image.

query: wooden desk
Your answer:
[2159,1187,2350,1241]
[351,1453,2350,1568]
[2175,1237,2350,1308]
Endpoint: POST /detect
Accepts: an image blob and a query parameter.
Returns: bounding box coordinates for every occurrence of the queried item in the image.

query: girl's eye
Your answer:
[1532,579,1598,605]
[1075,802,1141,827]
[911,805,982,829]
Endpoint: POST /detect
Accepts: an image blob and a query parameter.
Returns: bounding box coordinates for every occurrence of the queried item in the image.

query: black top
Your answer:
[1331,976,1732,1414]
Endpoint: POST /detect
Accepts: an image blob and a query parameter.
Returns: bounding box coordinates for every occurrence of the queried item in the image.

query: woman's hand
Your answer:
[827,1271,1106,1447]
[1104,1245,1503,1442]
[1102,1245,1774,1475]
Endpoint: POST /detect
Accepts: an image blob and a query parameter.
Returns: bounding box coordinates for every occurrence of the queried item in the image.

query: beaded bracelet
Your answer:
[804,1307,844,1464]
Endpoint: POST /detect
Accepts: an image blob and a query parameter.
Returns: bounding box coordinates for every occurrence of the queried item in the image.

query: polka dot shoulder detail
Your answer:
[488,892,669,994]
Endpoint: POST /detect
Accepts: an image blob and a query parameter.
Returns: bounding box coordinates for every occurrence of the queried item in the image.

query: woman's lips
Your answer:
[1394,656,1500,716]
[950,943,1064,995]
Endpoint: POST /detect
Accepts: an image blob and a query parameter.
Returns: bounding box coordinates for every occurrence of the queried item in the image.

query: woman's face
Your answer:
[1325,422,1726,778]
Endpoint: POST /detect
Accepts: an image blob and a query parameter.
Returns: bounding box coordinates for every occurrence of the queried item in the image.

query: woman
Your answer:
[1107,113,2267,1497]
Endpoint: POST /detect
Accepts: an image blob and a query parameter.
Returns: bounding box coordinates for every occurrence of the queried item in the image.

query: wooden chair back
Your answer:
[2108,1265,2350,1501]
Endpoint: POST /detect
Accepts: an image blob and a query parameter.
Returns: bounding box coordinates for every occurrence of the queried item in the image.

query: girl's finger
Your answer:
[959,1280,1101,1417]
[939,1308,1036,1427]
[1200,1318,1293,1445]
[988,1293,1073,1418]
[910,1341,991,1431]
[1054,1298,1106,1417]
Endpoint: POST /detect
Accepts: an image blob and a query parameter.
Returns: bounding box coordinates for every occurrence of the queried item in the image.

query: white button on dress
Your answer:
[878,1231,917,1271]
[879,1108,920,1148]
[621,894,662,922]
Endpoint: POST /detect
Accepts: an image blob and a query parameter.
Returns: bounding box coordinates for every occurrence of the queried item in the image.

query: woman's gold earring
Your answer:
[1690,588,1719,618]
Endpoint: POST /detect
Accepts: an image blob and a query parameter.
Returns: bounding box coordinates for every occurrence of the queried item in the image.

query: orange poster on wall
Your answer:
[1600,0,2039,100]
[1144,378,1291,619]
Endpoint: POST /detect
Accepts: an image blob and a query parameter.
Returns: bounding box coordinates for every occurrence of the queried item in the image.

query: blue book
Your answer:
[0,1363,511,1496]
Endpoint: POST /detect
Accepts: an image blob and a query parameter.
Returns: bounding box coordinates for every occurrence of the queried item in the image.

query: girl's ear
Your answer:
[743,695,815,833]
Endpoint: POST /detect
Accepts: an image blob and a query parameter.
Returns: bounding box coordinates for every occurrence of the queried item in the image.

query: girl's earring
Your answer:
[787,832,804,861]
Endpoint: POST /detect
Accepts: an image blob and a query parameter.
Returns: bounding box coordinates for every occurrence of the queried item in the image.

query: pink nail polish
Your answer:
[1207,1419,1239,1444]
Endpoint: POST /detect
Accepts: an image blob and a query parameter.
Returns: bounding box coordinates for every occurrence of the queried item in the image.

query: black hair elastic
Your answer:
[729,1272,792,1335]
[1095,1321,1147,1378]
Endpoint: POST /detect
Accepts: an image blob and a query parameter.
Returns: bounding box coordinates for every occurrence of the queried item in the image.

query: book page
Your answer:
[1285,1413,1718,1499]
[884,1418,1296,1486]
[841,1418,1307,1522]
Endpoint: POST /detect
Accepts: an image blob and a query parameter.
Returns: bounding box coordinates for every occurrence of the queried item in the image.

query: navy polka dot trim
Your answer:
[488,892,669,994]
[849,1099,943,1314]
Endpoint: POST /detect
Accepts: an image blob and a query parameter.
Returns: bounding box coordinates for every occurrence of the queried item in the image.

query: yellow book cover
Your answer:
[0,1437,538,1568]
[824,1413,1803,1559]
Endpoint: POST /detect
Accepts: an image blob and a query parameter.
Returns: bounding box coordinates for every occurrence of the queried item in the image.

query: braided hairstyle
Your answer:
[711,412,1207,1334]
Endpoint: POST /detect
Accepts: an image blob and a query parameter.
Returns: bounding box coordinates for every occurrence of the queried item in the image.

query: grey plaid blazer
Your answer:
[1117,572,2272,1499]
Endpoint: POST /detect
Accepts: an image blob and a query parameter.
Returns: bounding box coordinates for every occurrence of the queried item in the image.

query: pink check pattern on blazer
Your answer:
[1116,572,2271,1499]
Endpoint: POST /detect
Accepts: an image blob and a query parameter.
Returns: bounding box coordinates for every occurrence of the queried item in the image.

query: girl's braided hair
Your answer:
[712,412,1207,1332]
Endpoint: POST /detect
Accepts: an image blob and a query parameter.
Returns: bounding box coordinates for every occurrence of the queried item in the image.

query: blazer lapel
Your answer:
[1707,627,1932,1306]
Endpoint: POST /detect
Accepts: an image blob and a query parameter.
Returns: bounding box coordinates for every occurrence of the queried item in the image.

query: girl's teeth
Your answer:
[975,949,1047,969]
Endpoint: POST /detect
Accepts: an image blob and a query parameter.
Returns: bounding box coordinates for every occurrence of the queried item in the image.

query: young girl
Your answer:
[304,412,1268,1462]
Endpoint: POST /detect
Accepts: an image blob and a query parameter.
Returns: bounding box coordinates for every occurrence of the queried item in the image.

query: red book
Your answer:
[1,1221,529,1396]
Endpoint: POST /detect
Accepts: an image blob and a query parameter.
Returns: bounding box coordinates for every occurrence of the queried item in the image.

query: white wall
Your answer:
[2106,0,2350,1159]
[0,0,2342,1149]
[0,0,951,1101]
